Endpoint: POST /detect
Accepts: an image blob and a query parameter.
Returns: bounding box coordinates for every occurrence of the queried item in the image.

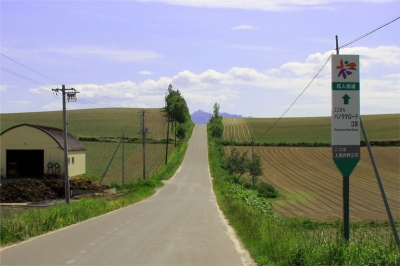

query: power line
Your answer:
[1,53,62,84]
[258,53,333,139]
[339,16,400,49]
[255,15,400,141]
[0,66,53,89]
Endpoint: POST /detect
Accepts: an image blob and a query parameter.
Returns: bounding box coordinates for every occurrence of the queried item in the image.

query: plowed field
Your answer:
[224,146,400,222]
[222,118,252,142]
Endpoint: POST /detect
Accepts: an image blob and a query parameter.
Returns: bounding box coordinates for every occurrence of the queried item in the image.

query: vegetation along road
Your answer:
[0,125,254,266]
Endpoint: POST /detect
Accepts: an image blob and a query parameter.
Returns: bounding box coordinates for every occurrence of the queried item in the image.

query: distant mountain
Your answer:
[220,112,243,119]
[191,110,212,124]
[191,110,243,124]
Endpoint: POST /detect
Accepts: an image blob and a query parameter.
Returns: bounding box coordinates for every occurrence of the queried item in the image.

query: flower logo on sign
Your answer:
[336,59,357,79]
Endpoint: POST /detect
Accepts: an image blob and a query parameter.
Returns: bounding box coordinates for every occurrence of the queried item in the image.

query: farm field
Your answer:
[0,108,172,140]
[82,141,173,186]
[1,108,176,186]
[223,113,400,143]
[225,146,400,222]
[222,117,252,142]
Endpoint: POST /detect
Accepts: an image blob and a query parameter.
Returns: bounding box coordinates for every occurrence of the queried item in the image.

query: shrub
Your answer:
[256,182,279,198]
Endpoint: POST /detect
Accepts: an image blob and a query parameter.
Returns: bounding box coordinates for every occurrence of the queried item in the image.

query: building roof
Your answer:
[0,124,86,151]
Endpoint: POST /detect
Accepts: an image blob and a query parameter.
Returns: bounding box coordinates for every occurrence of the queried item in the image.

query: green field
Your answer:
[228,114,400,143]
[1,108,177,185]
[0,108,171,140]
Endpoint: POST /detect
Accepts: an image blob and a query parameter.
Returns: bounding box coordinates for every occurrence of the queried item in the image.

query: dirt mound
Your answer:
[0,179,110,203]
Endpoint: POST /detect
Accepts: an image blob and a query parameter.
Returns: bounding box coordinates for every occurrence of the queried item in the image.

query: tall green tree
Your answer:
[209,102,223,138]
[213,102,220,118]
[165,84,192,138]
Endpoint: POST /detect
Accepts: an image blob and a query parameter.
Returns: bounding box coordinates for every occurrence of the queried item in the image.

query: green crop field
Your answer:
[0,108,171,140]
[84,141,174,186]
[221,113,400,222]
[223,113,400,143]
[1,108,176,185]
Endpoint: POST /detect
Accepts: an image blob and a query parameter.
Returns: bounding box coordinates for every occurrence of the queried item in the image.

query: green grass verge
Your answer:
[208,124,400,265]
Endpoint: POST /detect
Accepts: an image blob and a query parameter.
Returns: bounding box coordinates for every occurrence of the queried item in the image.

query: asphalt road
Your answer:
[0,124,255,266]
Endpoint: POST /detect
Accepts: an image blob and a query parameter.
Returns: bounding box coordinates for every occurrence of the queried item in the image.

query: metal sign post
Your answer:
[331,54,360,241]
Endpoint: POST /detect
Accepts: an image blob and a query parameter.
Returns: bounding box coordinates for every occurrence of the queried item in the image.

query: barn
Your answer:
[0,124,86,179]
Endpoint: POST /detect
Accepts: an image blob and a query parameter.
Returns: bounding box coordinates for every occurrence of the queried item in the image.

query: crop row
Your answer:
[222,118,252,142]
[224,146,400,222]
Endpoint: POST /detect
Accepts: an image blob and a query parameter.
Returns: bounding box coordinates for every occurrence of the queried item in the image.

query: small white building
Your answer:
[0,124,86,179]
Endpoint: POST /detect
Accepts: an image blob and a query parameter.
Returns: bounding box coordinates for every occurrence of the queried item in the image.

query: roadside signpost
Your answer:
[331,54,360,241]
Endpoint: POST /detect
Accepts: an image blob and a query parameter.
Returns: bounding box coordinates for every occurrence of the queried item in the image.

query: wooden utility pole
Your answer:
[139,110,150,179]
[165,115,170,165]
[51,85,79,204]
[251,137,255,189]
[122,133,125,187]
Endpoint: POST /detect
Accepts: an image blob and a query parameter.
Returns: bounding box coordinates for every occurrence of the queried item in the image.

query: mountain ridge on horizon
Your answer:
[190,109,246,124]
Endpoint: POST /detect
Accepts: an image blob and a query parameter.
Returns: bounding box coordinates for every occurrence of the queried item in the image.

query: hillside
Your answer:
[0,108,171,140]
[223,114,400,143]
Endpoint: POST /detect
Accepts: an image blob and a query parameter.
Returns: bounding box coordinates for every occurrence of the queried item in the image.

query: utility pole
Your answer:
[51,85,79,204]
[165,109,175,163]
[139,110,150,179]
[174,108,177,148]
[251,136,255,189]
[165,114,170,165]
[122,132,125,187]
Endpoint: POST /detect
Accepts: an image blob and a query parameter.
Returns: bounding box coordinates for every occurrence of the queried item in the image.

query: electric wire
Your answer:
[1,53,62,84]
[339,16,400,49]
[258,53,333,139]
[254,15,400,142]
[0,66,54,89]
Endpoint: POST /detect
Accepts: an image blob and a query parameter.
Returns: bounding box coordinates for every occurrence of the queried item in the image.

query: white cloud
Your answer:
[279,45,400,78]
[138,0,393,11]
[231,24,258,30]
[29,45,400,117]
[138,71,154,75]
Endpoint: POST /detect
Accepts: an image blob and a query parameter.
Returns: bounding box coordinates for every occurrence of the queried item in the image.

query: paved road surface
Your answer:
[1,124,255,266]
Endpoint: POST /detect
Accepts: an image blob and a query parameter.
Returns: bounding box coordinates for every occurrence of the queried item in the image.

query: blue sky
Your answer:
[1,0,399,118]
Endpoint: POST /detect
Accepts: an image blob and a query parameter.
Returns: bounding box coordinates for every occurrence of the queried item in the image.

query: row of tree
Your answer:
[164,84,192,139]
[209,102,264,189]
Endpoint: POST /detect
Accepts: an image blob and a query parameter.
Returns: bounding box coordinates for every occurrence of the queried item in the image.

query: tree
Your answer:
[213,102,220,118]
[211,122,223,138]
[226,148,251,176]
[209,102,223,138]
[250,153,263,188]
[165,84,192,139]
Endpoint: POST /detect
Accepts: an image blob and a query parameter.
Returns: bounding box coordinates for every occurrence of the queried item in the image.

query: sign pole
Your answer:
[336,37,350,241]
[332,40,360,241]
[343,175,350,241]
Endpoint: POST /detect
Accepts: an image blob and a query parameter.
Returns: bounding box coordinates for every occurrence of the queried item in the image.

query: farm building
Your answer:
[0,124,86,179]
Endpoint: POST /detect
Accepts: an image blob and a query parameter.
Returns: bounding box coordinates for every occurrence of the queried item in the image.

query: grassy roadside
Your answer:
[0,134,191,247]
[208,125,399,265]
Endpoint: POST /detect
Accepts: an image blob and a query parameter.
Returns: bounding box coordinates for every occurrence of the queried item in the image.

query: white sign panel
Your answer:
[331,55,360,160]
